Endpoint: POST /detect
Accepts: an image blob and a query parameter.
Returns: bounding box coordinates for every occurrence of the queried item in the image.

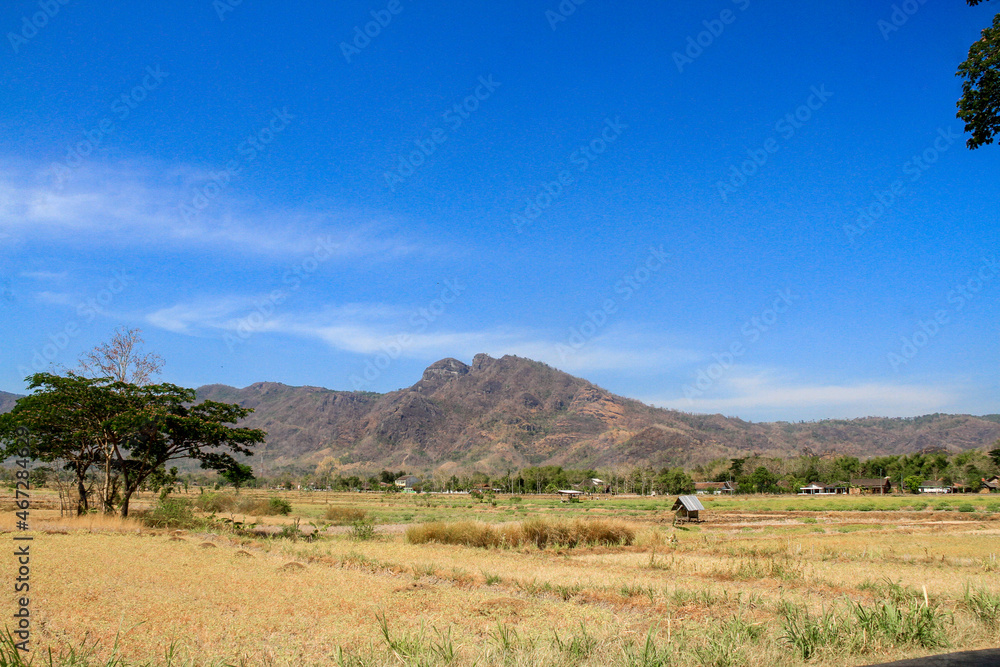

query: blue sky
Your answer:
[1,0,998,422]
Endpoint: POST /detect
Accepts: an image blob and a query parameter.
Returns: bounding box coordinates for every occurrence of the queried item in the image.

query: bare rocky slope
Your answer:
[190,354,1000,475]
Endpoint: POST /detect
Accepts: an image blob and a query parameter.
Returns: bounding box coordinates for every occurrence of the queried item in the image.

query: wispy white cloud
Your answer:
[143,296,698,375]
[0,159,431,259]
[645,368,956,419]
[146,297,253,335]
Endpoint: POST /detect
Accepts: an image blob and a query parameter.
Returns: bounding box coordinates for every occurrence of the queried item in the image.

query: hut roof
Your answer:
[672,495,705,512]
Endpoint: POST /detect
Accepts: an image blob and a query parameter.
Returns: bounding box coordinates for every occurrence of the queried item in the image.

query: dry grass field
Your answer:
[2,489,999,666]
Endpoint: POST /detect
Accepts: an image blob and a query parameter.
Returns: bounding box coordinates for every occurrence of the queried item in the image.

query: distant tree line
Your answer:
[213,445,1000,496]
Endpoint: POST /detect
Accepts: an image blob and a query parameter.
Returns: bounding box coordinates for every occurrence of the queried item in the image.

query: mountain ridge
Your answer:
[3,357,998,474]
[192,354,1000,474]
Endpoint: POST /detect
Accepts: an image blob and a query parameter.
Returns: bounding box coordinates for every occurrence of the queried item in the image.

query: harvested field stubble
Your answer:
[3,489,1000,666]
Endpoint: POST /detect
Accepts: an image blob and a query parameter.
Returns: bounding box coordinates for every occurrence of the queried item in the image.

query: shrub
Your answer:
[267,497,293,515]
[958,503,975,513]
[226,496,292,516]
[350,518,377,541]
[325,506,367,525]
[140,498,198,529]
[195,492,237,513]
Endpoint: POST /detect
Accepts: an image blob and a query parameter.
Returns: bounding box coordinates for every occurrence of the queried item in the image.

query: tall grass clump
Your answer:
[781,599,949,659]
[406,517,634,549]
[781,606,845,660]
[325,506,368,525]
[850,600,949,651]
[962,584,1000,629]
[693,615,762,666]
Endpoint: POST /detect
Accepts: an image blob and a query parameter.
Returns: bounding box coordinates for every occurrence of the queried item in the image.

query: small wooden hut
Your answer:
[672,495,705,523]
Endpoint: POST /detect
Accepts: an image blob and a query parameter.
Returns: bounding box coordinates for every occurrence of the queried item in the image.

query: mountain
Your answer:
[194,354,1000,475]
[0,391,22,414]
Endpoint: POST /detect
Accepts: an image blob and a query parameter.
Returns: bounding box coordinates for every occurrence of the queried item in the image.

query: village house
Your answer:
[981,476,1000,493]
[798,481,848,495]
[394,475,420,492]
[849,477,892,495]
[918,479,952,494]
[575,478,609,493]
[694,481,735,495]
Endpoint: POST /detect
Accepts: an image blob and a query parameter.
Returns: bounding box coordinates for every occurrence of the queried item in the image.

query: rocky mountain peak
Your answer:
[420,358,470,384]
[471,353,495,372]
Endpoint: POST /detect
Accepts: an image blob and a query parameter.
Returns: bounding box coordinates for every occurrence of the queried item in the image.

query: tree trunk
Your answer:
[76,476,88,515]
[119,492,130,518]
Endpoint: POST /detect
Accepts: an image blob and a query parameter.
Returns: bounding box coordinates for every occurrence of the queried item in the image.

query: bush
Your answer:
[243,496,293,515]
[140,498,197,529]
[266,497,293,515]
[325,506,368,525]
[958,503,975,513]
[349,518,377,541]
[195,492,237,513]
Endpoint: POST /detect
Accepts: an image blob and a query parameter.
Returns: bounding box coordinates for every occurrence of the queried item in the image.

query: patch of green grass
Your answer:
[962,584,1000,629]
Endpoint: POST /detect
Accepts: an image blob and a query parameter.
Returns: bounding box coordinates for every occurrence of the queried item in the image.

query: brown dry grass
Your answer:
[2,490,999,665]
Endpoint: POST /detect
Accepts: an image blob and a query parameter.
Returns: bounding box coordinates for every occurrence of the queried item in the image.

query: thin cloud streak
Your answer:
[0,160,429,259]
[646,370,956,419]
[143,296,700,375]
